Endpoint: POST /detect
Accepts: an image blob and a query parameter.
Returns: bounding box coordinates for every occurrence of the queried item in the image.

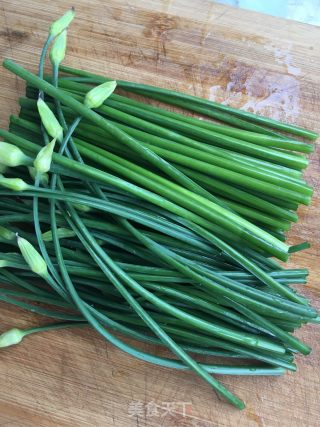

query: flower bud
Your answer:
[0,225,15,241]
[50,30,67,66]
[0,328,25,348]
[28,167,49,186]
[34,138,56,174]
[84,81,117,109]
[0,142,31,167]
[0,175,29,191]
[42,227,75,242]
[49,7,75,37]
[17,235,48,278]
[37,98,63,142]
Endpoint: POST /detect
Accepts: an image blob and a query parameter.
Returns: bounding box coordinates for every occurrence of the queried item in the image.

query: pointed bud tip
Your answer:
[0,328,24,348]
[37,99,63,142]
[34,138,56,174]
[0,176,29,191]
[0,141,31,167]
[17,236,48,277]
[49,8,76,37]
[84,80,117,109]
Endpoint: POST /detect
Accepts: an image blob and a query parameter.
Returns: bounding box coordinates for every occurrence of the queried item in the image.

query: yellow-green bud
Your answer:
[34,138,56,174]
[17,235,48,278]
[84,81,117,109]
[0,328,24,348]
[37,98,63,142]
[28,167,49,186]
[0,175,29,191]
[0,142,31,167]
[0,164,7,173]
[0,225,15,241]
[50,30,67,66]
[42,227,75,242]
[49,8,75,37]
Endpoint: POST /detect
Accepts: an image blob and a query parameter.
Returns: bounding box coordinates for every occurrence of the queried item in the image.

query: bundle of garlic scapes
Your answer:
[0,9,318,410]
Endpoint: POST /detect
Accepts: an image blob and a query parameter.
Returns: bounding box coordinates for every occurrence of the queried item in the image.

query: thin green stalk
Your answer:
[96,98,310,170]
[20,101,311,208]
[228,299,310,354]
[2,62,299,257]
[130,89,318,141]
[60,116,308,193]
[52,89,309,170]
[0,278,252,359]
[72,139,292,258]
[67,207,284,355]
[56,202,246,407]
[49,66,247,405]
[58,65,318,140]
[38,34,54,96]
[184,222,309,307]
[2,185,311,314]
[0,128,292,261]
[51,79,314,153]
[0,274,297,370]
[0,289,272,378]
[175,165,297,221]
[111,92,314,153]
[21,93,306,181]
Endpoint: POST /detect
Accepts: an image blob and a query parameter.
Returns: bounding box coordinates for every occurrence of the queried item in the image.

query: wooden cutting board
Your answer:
[0,1,319,426]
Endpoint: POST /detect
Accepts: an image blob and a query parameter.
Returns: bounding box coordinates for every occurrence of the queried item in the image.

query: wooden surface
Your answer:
[0,0,319,426]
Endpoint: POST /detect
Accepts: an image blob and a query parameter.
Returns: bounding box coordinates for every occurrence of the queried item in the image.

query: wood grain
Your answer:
[0,1,319,426]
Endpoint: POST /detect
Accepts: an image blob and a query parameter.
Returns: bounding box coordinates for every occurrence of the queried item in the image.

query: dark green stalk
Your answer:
[111,93,314,153]
[54,89,309,170]
[0,127,292,261]
[71,140,292,258]
[56,199,246,407]
[97,98,310,170]
[21,93,305,181]
[38,34,54,97]
[228,299,310,354]
[2,185,312,313]
[56,115,308,193]
[58,65,319,140]
[52,79,314,153]
[49,65,247,406]
[33,41,68,298]
[130,90,317,141]
[175,165,298,221]
[0,273,298,369]
[2,61,295,258]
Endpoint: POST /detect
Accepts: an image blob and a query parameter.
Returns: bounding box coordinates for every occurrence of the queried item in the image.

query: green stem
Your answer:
[58,201,246,407]
[58,65,319,140]
[0,128,292,261]
[53,79,314,153]
[23,321,85,335]
[18,320,286,376]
